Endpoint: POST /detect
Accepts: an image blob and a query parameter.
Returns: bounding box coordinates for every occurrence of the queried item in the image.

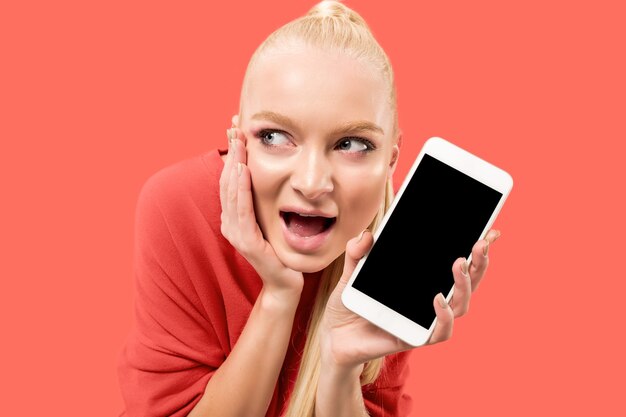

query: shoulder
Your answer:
[139,149,224,207]
[137,149,225,231]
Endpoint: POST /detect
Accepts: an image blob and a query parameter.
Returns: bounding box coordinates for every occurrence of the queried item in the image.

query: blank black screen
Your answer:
[352,154,503,328]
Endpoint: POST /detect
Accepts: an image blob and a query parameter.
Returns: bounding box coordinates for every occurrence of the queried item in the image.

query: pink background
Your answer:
[1,0,624,415]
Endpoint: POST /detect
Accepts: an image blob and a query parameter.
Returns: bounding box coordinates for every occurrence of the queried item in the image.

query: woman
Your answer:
[118,1,501,416]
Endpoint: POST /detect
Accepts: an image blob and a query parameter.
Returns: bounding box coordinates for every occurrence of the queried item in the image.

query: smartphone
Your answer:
[341,137,513,346]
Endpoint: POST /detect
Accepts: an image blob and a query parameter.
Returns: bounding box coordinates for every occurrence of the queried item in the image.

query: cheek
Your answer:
[246,149,288,226]
[336,162,388,231]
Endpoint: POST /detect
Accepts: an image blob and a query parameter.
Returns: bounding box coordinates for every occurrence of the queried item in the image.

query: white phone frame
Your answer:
[341,136,513,346]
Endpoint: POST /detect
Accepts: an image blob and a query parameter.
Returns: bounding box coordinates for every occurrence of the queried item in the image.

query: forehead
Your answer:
[242,46,392,134]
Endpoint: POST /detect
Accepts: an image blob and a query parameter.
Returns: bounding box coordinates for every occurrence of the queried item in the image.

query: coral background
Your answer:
[1,0,624,415]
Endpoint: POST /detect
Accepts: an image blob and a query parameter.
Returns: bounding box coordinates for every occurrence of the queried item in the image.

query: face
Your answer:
[238,46,399,273]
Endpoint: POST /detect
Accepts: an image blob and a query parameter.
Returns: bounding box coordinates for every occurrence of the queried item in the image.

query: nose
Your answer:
[290,150,334,200]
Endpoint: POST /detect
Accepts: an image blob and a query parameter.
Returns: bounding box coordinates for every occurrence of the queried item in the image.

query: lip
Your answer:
[279,206,337,253]
[278,205,337,219]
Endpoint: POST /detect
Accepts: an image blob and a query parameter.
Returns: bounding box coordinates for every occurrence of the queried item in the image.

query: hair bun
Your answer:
[307,0,348,18]
[307,1,367,26]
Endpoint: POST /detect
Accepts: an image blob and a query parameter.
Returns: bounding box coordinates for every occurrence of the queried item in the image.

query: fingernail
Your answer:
[483,239,490,257]
[437,293,448,309]
[492,230,501,242]
[237,162,243,176]
[461,258,469,275]
[356,230,366,243]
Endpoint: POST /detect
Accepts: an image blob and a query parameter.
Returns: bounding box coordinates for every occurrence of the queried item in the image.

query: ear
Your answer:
[388,132,402,178]
[231,114,240,127]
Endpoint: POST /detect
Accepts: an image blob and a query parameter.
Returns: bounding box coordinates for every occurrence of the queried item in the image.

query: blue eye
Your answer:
[336,138,375,153]
[257,130,290,147]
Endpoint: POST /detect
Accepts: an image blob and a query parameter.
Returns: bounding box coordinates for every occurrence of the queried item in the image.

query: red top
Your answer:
[117,149,412,416]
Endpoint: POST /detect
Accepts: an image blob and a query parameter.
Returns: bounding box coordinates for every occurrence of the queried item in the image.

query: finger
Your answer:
[226,141,240,223]
[339,230,374,286]
[231,128,248,161]
[450,258,471,317]
[219,128,236,209]
[485,228,502,244]
[231,138,246,166]
[227,138,247,223]
[221,129,246,217]
[236,162,261,254]
[428,293,454,344]
[469,229,501,291]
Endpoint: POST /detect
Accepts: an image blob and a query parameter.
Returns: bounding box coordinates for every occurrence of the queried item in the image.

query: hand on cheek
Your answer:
[219,127,304,298]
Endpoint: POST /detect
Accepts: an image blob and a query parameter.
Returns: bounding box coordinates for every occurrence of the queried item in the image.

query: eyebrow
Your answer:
[250,111,384,136]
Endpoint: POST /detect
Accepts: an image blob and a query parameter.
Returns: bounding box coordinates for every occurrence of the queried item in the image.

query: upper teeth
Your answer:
[298,213,317,217]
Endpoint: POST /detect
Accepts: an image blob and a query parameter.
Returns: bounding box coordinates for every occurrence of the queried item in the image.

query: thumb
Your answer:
[339,230,374,286]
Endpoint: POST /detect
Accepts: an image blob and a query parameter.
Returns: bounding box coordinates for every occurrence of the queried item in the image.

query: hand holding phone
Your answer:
[341,137,513,346]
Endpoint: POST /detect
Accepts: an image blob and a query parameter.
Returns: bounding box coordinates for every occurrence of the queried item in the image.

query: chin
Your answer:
[277,249,338,274]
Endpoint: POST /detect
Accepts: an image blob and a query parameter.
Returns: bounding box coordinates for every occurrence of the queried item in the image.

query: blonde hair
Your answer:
[240,0,399,140]
[239,1,399,415]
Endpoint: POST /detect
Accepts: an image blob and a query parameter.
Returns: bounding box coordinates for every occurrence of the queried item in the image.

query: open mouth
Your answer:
[280,211,337,238]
